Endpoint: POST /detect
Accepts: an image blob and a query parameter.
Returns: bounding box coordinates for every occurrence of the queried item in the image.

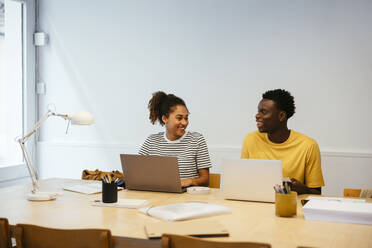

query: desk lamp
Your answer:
[17,108,94,201]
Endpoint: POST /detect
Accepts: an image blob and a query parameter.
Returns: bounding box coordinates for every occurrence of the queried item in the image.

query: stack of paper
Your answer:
[303,198,372,225]
[139,202,231,221]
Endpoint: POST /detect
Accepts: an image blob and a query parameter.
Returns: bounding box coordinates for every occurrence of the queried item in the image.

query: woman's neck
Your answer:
[165,132,182,141]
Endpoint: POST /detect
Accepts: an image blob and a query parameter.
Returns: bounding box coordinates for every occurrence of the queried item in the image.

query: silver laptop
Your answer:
[222,159,282,203]
[120,154,186,193]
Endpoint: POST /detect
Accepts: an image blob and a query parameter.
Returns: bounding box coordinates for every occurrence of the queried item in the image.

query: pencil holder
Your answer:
[102,182,118,203]
[275,191,297,217]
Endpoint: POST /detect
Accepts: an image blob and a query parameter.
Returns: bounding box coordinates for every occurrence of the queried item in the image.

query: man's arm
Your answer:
[290,178,321,195]
[301,141,324,194]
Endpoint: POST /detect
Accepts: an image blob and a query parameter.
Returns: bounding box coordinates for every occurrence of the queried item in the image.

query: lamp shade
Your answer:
[69,110,94,125]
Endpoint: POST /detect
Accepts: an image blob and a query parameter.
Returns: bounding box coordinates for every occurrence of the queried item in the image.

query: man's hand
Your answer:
[290,178,321,195]
[289,178,308,194]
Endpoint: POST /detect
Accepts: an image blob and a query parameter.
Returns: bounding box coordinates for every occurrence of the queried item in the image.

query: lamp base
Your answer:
[27,191,58,201]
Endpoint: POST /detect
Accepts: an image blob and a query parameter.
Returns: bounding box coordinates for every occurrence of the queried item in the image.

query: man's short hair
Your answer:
[262,89,296,119]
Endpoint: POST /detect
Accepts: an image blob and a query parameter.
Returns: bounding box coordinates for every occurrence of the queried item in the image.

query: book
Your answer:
[92,198,150,209]
[145,219,229,239]
[303,199,372,225]
[139,202,231,221]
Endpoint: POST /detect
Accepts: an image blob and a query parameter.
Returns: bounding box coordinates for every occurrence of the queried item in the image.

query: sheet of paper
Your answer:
[63,183,102,194]
[92,198,150,209]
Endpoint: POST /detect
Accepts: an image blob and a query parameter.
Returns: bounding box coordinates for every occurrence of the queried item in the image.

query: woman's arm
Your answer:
[181,168,210,187]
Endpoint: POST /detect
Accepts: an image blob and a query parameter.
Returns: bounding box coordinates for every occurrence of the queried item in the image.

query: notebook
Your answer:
[120,154,186,193]
[139,202,231,221]
[145,220,229,239]
[222,158,282,203]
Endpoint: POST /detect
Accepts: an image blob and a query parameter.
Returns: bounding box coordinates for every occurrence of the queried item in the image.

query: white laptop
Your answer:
[222,159,283,203]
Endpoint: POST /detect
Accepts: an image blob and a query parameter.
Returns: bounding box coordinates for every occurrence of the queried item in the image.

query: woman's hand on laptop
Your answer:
[181,169,210,187]
[181,178,193,187]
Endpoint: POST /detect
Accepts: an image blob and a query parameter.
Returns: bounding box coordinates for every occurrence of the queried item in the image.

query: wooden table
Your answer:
[1,178,371,248]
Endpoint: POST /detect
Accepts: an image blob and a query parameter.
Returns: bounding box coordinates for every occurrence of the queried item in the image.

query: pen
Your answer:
[284,181,291,194]
[107,174,112,183]
[102,175,106,183]
[282,184,287,194]
[104,175,110,183]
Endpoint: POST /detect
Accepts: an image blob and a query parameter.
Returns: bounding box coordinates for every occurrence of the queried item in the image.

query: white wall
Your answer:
[36,0,372,196]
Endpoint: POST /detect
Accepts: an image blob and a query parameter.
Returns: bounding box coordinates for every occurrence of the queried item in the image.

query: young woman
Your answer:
[139,91,211,187]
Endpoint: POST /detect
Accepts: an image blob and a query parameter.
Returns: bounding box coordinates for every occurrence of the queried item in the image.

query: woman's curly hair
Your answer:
[148,91,188,125]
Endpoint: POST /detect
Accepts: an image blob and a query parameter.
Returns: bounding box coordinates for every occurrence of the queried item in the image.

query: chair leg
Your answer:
[161,236,170,248]
[0,218,13,248]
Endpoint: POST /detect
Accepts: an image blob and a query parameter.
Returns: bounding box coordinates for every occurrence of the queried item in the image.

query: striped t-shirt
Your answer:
[139,131,212,178]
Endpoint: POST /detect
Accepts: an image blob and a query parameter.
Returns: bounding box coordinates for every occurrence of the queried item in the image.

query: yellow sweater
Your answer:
[241,130,325,188]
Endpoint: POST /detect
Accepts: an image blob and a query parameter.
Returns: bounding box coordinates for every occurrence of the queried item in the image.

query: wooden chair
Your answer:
[209,173,221,189]
[0,218,12,248]
[344,189,362,197]
[14,224,113,248]
[344,188,372,198]
[161,234,271,248]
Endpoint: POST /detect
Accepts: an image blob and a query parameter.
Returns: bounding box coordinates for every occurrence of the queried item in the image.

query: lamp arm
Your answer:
[17,109,70,195]
[18,140,39,193]
[20,111,70,143]
[21,110,52,143]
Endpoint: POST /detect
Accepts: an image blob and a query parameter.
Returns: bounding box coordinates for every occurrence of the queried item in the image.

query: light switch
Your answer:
[34,32,48,46]
[36,82,46,95]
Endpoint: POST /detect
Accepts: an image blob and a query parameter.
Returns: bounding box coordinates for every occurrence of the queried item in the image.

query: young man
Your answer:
[241,89,324,194]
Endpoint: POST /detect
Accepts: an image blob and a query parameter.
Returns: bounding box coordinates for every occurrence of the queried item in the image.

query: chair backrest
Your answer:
[344,188,362,197]
[15,224,113,248]
[0,218,12,248]
[161,234,271,248]
[360,189,372,198]
[209,173,221,189]
[344,188,372,198]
